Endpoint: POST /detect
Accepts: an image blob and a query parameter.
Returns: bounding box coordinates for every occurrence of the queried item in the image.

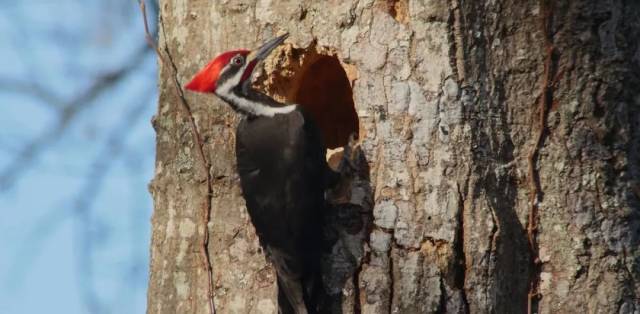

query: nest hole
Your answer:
[256,45,359,151]
[291,55,358,149]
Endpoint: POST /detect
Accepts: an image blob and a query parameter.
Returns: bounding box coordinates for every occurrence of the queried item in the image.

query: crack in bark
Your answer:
[436,276,447,314]
[353,261,363,314]
[139,2,216,313]
[486,199,500,310]
[387,245,395,314]
[621,248,639,304]
[526,1,559,313]
[455,183,470,313]
[353,204,373,314]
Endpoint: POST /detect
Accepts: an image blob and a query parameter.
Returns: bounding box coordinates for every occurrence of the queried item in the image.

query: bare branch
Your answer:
[6,85,155,309]
[0,79,65,110]
[0,3,62,107]
[73,85,153,314]
[0,45,152,191]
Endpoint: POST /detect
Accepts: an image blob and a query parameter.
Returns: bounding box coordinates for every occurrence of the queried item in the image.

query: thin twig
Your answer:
[138,1,216,313]
[139,0,170,66]
[527,0,558,313]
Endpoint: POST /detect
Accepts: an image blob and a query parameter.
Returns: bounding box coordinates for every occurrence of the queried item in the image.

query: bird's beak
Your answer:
[241,33,289,92]
[247,32,289,63]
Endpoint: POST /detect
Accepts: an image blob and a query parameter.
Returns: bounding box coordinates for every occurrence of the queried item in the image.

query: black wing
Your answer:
[235,109,328,313]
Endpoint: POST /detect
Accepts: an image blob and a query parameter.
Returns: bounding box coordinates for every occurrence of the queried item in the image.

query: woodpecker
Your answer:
[186,33,332,314]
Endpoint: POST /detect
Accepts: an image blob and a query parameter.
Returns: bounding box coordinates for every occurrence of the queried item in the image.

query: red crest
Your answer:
[185,50,250,93]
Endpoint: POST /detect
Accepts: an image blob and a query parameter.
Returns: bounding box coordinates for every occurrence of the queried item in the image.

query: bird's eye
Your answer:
[232,56,243,66]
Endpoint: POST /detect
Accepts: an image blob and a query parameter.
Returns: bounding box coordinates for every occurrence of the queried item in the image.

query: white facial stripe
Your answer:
[215,59,296,117]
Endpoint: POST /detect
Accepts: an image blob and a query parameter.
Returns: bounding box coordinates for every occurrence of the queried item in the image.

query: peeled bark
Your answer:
[147,0,640,313]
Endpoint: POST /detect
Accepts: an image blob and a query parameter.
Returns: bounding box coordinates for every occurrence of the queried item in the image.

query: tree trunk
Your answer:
[147,0,640,313]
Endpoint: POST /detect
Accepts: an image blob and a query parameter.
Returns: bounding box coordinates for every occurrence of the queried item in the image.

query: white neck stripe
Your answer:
[215,62,296,117]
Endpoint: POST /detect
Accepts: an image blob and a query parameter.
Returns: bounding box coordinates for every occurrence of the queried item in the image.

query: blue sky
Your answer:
[0,1,156,313]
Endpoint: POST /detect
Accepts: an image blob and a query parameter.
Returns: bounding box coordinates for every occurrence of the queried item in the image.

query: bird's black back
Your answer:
[235,108,328,312]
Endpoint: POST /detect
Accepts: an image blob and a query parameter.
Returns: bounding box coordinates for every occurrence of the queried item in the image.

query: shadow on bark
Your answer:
[322,143,373,313]
[468,81,531,312]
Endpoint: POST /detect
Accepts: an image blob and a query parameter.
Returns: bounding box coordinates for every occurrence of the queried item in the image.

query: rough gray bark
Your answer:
[147,0,640,313]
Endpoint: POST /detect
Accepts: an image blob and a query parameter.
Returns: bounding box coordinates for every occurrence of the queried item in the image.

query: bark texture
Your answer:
[147,0,640,313]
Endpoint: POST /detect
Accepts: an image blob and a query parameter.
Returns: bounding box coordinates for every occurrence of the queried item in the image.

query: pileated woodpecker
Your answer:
[186,33,332,314]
